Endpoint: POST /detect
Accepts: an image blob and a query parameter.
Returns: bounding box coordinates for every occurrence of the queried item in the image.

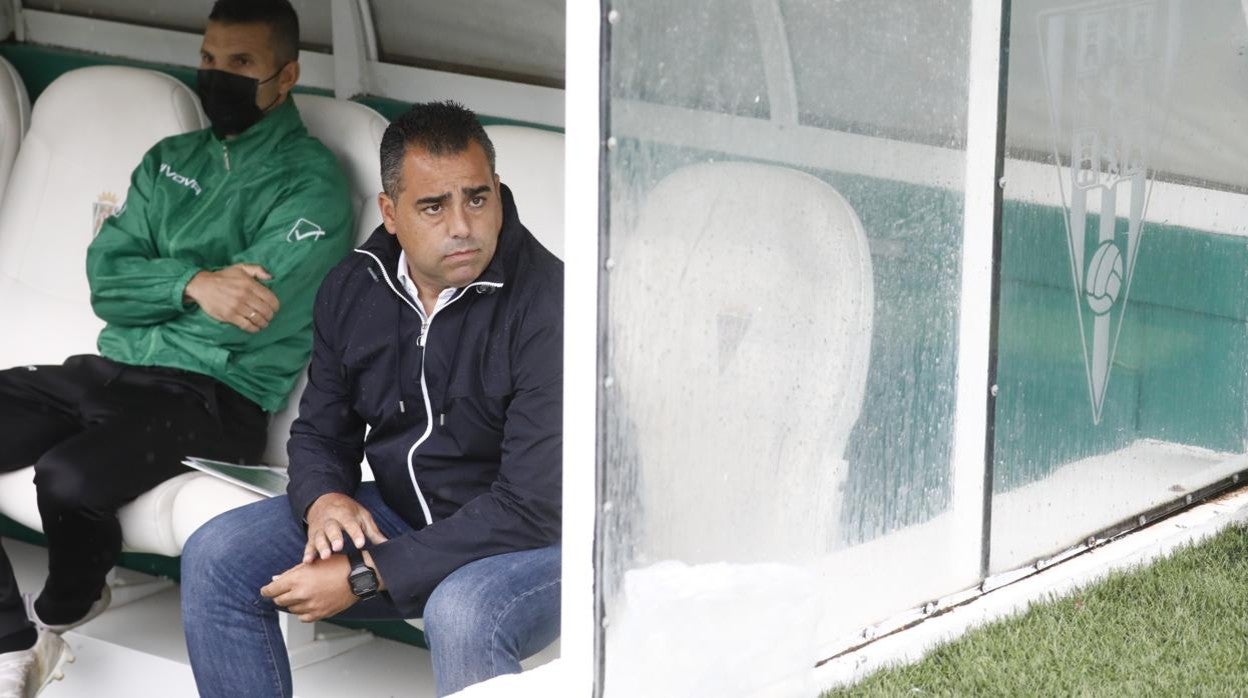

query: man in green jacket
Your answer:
[0,0,351,691]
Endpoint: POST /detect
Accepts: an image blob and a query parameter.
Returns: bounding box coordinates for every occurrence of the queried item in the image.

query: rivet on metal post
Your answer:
[607,8,620,24]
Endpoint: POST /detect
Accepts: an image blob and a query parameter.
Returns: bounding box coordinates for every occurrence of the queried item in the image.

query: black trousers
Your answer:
[0,354,267,636]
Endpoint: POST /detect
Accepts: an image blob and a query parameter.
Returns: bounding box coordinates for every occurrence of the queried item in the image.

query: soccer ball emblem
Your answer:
[1085,240,1124,315]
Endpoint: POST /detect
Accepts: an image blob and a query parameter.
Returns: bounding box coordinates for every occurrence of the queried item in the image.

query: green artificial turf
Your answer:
[826,524,1248,697]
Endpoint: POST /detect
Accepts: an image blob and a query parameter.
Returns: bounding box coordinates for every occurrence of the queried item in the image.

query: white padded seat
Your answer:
[117,472,205,555]
[484,125,564,260]
[293,95,388,248]
[611,162,874,564]
[0,465,200,556]
[0,66,205,369]
[171,476,265,550]
[0,66,205,554]
[0,55,30,205]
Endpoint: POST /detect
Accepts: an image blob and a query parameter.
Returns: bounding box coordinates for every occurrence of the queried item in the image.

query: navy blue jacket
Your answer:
[286,185,563,616]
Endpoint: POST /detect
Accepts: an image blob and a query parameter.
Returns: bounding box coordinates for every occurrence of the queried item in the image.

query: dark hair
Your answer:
[380,100,497,198]
[208,0,301,66]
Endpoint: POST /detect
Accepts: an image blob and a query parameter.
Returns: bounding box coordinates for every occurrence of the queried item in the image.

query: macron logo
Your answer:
[286,218,326,242]
[159,163,203,196]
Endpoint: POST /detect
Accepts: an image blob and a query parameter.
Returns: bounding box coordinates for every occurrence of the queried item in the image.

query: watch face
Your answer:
[349,568,379,597]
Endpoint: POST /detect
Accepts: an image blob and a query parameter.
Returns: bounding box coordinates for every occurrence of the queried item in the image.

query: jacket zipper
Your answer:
[354,249,503,526]
[222,143,231,171]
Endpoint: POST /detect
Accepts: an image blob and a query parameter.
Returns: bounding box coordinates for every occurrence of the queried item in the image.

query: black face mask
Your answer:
[196,67,283,139]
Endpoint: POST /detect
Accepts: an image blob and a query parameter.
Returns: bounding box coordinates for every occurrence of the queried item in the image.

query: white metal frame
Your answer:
[561,2,600,695]
[329,0,371,99]
[949,0,1005,580]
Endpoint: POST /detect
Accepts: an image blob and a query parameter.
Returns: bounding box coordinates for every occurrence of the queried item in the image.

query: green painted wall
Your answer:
[994,202,1248,492]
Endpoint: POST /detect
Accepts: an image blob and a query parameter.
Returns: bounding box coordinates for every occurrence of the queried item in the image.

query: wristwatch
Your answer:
[346,549,380,600]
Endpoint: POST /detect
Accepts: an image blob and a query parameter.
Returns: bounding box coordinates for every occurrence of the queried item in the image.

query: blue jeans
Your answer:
[180,483,561,697]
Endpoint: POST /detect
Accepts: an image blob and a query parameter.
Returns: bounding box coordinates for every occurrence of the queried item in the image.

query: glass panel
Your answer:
[991,0,1248,573]
[610,0,769,119]
[600,1,979,694]
[369,0,564,87]
[784,0,970,145]
[24,0,332,51]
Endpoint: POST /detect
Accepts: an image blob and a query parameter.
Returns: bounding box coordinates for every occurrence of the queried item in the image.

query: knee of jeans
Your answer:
[181,513,245,593]
[424,577,497,650]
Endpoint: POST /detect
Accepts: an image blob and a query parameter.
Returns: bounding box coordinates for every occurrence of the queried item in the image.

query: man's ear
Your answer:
[277,60,300,98]
[378,192,398,235]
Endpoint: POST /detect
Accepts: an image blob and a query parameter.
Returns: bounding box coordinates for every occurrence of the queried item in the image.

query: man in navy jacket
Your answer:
[180,101,562,698]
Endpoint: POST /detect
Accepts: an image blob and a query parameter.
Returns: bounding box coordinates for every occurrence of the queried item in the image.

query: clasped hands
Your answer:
[261,493,388,622]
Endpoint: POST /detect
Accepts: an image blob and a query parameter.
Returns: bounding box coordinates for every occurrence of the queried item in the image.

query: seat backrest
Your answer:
[0,66,205,369]
[610,162,874,564]
[484,125,564,260]
[0,56,30,204]
[262,94,389,465]
[293,94,388,246]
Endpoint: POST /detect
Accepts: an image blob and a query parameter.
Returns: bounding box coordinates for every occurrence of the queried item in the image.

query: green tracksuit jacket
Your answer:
[86,96,353,412]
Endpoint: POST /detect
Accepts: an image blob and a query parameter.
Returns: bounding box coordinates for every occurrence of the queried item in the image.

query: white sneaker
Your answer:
[23,586,112,634]
[0,629,73,698]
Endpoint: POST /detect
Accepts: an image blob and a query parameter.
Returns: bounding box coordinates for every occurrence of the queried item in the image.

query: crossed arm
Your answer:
[87,149,350,343]
[183,263,281,333]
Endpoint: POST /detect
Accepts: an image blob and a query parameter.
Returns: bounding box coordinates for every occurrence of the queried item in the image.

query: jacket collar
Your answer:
[356,183,525,292]
[208,95,306,169]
